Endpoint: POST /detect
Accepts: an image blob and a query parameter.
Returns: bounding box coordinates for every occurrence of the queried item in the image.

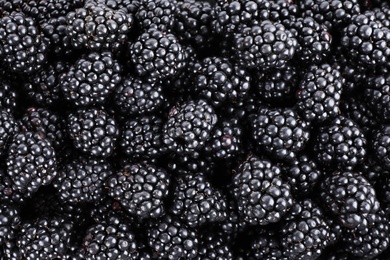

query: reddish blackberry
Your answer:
[247,228,283,259]
[371,125,390,170]
[296,63,344,123]
[6,131,57,198]
[365,74,390,122]
[234,21,297,70]
[135,0,177,32]
[0,80,17,114]
[280,199,332,259]
[0,12,49,75]
[320,171,380,228]
[66,1,134,51]
[313,115,367,170]
[250,106,311,162]
[106,163,170,219]
[129,28,187,83]
[163,99,218,158]
[147,215,199,259]
[232,155,293,226]
[114,75,164,116]
[0,203,20,246]
[60,52,122,107]
[0,110,19,158]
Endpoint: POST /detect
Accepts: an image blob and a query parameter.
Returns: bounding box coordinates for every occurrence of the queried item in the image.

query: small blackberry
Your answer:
[60,51,122,107]
[135,0,177,32]
[320,171,380,228]
[365,74,390,122]
[313,115,367,169]
[129,28,187,82]
[0,80,17,114]
[163,99,218,158]
[67,108,119,158]
[0,110,19,158]
[250,106,311,162]
[0,203,20,246]
[6,131,57,198]
[296,63,344,122]
[232,155,293,226]
[106,163,170,219]
[247,227,283,259]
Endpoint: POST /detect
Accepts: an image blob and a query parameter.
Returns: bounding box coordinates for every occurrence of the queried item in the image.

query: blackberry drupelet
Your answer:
[365,74,390,122]
[67,108,119,158]
[320,171,380,228]
[0,110,19,157]
[313,115,367,169]
[0,203,20,246]
[233,21,297,70]
[296,63,344,122]
[54,155,113,204]
[371,124,390,170]
[6,131,57,198]
[163,99,218,158]
[232,155,293,226]
[147,215,199,259]
[129,28,187,83]
[114,75,164,116]
[280,199,332,259]
[0,80,17,114]
[106,163,170,219]
[0,12,49,75]
[250,106,311,162]
[135,0,177,32]
[60,51,122,107]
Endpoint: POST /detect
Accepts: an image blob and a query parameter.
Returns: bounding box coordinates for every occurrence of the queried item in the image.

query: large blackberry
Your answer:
[106,163,170,219]
[67,108,119,158]
[320,171,380,228]
[250,106,311,162]
[163,99,218,158]
[66,1,134,51]
[0,110,19,158]
[6,131,57,198]
[232,155,293,226]
[135,0,177,32]
[129,28,187,83]
[60,51,122,107]
[0,80,17,114]
[233,21,297,70]
[0,203,20,246]
[365,74,390,122]
[296,63,344,123]
[313,115,367,169]
[0,12,49,75]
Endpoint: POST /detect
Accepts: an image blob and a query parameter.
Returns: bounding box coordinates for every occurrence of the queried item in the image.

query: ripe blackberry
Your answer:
[0,12,49,75]
[191,57,251,108]
[67,108,119,158]
[147,215,199,259]
[0,80,17,114]
[198,231,233,260]
[17,217,73,259]
[16,0,75,23]
[0,110,19,158]
[320,171,380,228]
[66,2,134,51]
[60,51,122,107]
[377,177,390,217]
[163,99,218,158]
[371,124,390,170]
[0,203,20,246]
[129,28,187,83]
[247,228,283,259]
[232,155,293,226]
[250,106,311,162]
[6,131,57,198]
[119,114,165,159]
[233,21,297,70]
[106,163,170,219]
[296,63,344,122]
[135,0,177,32]
[365,74,390,122]
[313,115,367,169]
[268,0,299,27]
[114,75,164,116]
[81,215,139,259]
[280,199,332,259]
[0,172,25,205]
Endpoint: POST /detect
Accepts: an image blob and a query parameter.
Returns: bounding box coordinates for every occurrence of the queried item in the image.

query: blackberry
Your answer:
[268,0,299,27]
[0,173,25,205]
[147,215,199,259]
[197,231,233,260]
[371,124,390,170]
[17,0,76,23]
[114,75,164,116]
[67,108,119,158]
[250,106,311,162]
[0,12,49,75]
[135,0,177,32]
[163,99,218,158]
[66,1,134,51]
[106,163,170,219]
[81,215,139,259]
[54,155,113,204]
[296,63,344,122]
[358,154,390,185]
[129,28,187,83]
[320,171,380,228]
[233,21,297,70]
[0,203,20,246]
[60,51,122,107]
[313,115,367,169]
[365,74,390,122]
[232,155,293,226]
[280,199,332,259]
[0,80,17,114]
[377,177,390,217]
[247,228,283,259]
[0,110,19,157]
[191,57,251,108]
[6,131,57,198]
[171,172,228,227]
